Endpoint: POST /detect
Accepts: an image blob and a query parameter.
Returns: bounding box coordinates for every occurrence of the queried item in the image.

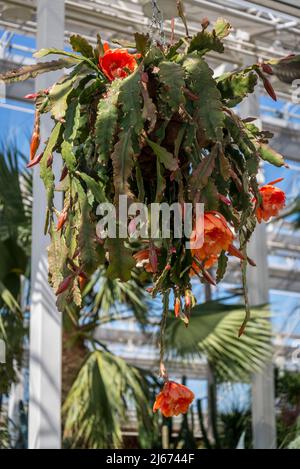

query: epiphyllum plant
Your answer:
[0,9,287,418]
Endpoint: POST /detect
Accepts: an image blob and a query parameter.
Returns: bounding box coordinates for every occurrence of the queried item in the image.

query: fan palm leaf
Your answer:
[0,148,31,311]
[165,300,272,381]
[83,267,150,326]
[0,148,32,247]
[63,350,158,449]
[0,147,31,393]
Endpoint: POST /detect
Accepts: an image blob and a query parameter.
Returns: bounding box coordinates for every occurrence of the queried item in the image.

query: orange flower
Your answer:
[99,43,140,81]
[153,381,195,418]
[256,182,286,223]
[133,247,158,273]
[174,298,181,318]
[191,211,233,271]
[56,209,68,231]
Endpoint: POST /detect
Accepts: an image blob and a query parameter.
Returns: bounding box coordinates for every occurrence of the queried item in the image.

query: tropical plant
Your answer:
[63,350,159,449]
[0,149,31,395]
[166,299,272,382]
[0,8,286,401]
[0,148,31,449]
[276,369,300,448]
[0,149,31,312]
[0,2,286,443]
[60,290,273,448]
[288,433,300,449]
[196,385,252,449]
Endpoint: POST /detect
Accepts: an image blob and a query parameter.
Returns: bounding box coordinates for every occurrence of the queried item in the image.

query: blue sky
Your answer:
[0,100,33,152]
[0,30,35,152]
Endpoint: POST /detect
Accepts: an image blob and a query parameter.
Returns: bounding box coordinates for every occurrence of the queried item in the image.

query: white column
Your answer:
[240,76,277,449]
[248,226,277,449]
[28,0,65,449]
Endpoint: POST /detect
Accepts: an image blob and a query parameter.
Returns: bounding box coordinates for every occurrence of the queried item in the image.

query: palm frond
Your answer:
[165,300,272,381]
[0,280,21,314]
[63,350,158,449]
[279,196,300,229]
[0,308,26,394]
[83,267,149,326]
[0,148,32,250]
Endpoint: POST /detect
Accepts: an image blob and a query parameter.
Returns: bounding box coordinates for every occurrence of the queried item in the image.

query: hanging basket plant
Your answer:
[0,7,287,418]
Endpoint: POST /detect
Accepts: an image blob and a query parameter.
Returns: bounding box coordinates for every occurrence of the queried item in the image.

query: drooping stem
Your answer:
[159,290,170,380]
[177,0,190,38]
[239,242,251,337]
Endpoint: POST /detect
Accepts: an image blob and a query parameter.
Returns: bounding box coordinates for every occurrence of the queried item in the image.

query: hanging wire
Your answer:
[149,0,165,45]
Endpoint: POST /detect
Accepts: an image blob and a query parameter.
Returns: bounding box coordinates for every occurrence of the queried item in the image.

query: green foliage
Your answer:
[34,48,99,73]
[134,33,150,57]
[217,70,258,107]
[0,310,26,395]
[105,238,136,282]
[48,73,79,120]
[188,30,224,55]
[166,301,272,381]
[64,99,81,142]
[84,267,149,325]
[119,69,143,135]
[0,149,31,395]
[147,139,178,171]
[216,251,228,283]
[275,369,300,448]
[0,58,77,83]
[258,144,286,167]
[63,350,158,449]
[48,227,68,293]
[61,141,77,172]
[78,198,98,276]
[10,24,285,310]
[183,54,224,141]
[157,61,185,115]
[95,79,121,163]
[214,18,232,39]
[77,172,106,203]
[188,144,217,200]
[276,369,300,405]
[40,122,62,210]
[70,35,94,58]
[111,130,134,198]
[0,150,31,250]
[288,435,300,449]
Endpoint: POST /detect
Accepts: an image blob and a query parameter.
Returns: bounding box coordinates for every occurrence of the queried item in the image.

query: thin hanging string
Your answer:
[159,290,170,381]
[150,0,165,45]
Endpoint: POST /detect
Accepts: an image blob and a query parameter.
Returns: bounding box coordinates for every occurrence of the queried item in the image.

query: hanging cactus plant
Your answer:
[0,13,287,417]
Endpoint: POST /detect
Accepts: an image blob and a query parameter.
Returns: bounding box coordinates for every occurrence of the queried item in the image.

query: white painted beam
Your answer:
[28,0,65,450]
[248,226,277,449]
[240,72,277,450]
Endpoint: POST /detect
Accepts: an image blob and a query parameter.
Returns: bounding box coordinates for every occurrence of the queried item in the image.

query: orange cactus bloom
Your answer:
[153,381,195,418]
[99,43,140,81]
[191,211,234,271]
[133,248,157,273]
[256,184,286,223]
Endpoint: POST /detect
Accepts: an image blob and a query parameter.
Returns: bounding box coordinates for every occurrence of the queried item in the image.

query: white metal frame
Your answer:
[28,0,64,449]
